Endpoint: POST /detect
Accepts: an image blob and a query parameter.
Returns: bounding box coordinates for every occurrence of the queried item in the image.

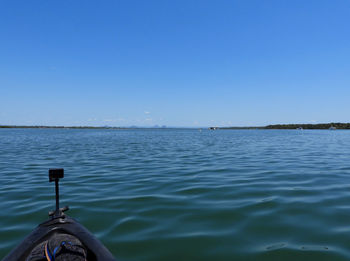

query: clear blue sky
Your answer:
[1,0,349,127]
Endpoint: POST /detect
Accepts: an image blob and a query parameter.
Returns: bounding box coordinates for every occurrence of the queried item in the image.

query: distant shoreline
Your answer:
[219,123,350,130]
[1,122,350,130]
[0,125,125,129]
[0,125,183,129]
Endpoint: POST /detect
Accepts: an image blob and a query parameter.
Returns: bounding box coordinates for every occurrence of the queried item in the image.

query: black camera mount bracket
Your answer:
[48,168,69,218]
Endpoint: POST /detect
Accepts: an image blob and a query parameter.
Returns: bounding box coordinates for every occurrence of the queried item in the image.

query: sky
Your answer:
[0,0,349,127]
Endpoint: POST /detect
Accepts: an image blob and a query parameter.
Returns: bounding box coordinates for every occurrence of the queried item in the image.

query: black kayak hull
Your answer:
[3,215,116,261]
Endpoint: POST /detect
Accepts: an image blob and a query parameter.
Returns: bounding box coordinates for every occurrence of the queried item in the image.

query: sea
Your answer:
[1,128,350,261]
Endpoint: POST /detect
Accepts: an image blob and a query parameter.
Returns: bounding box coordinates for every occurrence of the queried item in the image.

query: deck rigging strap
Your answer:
[44,241,86,261]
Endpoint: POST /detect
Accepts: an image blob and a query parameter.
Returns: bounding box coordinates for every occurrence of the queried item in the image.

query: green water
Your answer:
[1,128,350,261]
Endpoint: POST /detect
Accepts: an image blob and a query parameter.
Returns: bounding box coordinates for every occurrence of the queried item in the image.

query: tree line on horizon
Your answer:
[264,123,350,129]
[217,122,350,129]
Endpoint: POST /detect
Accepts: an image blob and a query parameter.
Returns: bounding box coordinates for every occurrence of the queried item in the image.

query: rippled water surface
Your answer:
[1,129,350,260]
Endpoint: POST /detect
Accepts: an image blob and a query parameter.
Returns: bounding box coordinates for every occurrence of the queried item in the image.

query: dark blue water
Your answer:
[1,128,350,260]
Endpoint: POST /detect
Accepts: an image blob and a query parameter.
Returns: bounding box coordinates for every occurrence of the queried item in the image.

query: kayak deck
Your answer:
[3,215,115,261]
[3,169,116,261]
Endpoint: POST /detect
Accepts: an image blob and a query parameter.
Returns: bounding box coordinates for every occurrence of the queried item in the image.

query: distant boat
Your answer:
[296,127,303,130]
[209,127,218,130]
[329,126,336,130]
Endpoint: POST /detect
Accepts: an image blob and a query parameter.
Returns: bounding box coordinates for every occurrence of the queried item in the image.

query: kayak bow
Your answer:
[3,169,116,261]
